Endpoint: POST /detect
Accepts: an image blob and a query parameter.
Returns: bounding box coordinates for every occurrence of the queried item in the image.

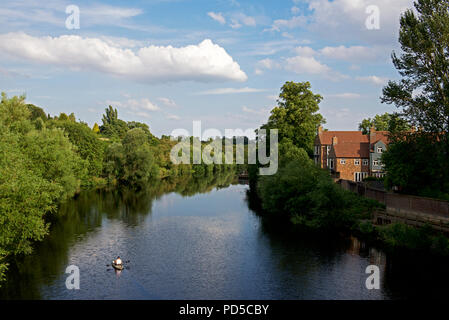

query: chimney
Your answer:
[318,126,323,134]
[332,136,338,145]
[370,126,376,142]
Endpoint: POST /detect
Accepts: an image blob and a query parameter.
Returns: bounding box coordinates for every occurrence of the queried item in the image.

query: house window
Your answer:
[354,160,360,165]
[377,147,383,153]
[329,159,334,169]
[327,145,331,154]
[373,160,381,166]
[363,159,369,166]
[314,145,319,155]
[340,159,346,165]
[355,172,368,182]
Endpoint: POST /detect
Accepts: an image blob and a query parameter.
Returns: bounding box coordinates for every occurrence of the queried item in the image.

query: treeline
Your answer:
[0,94,238,282]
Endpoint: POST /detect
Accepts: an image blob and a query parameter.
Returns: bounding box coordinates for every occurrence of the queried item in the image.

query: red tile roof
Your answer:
[316,131,369,145]
[332,142,370,158]
[370,131,389,145]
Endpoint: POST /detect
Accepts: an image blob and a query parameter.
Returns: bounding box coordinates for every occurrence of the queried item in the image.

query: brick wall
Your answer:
[335,158,369,181]
[339,179,449,219]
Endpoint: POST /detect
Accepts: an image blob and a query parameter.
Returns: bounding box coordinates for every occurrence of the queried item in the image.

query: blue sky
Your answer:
[0,0,416,138]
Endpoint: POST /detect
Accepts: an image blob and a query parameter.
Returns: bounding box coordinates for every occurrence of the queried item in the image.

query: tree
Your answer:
[261,81,325,155]
[121,128,159,185]
[100,106,128,139]
[358,112,411,134]
[49,120,105,179]
[380,0,449,197]
[26,104,47,121]
[92,123,100,134]
[381,0,449,133]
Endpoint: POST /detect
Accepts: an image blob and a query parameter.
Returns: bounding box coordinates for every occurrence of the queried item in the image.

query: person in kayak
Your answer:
[113,256,122,265]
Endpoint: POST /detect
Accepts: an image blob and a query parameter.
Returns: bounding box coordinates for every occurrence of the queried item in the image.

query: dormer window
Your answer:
[377,147,383,153]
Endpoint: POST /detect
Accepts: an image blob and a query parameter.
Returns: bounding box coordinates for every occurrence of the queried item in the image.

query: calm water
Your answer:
[1,175,449,300]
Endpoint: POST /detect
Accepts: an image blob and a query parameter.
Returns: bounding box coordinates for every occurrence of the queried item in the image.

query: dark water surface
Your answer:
[1,178,449,300]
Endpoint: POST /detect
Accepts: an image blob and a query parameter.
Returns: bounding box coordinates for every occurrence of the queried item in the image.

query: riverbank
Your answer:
[248,153,449,258]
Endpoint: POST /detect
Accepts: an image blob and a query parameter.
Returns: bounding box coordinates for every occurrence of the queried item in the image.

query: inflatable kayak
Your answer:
[112,262,124,270]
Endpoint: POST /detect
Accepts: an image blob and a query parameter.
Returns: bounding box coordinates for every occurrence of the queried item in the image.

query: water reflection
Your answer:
[2,171,449,300]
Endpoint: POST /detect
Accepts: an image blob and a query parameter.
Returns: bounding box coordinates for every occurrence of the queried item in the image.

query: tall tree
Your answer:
[381,0,449,133]
[100,105,128,139]
[381,0,449,197]
[261,81,325,155]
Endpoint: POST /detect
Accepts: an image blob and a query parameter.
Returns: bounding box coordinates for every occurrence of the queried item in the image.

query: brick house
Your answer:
[314,127,369,170]
[314,126,390,182]
[328,140,370,182]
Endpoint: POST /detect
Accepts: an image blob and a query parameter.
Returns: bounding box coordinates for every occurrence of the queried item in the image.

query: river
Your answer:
[1,173,448,300]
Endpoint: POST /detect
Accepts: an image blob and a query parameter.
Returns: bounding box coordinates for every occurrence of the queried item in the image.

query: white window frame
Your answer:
[329,159,334,169]
[327,145,331,155]
[373,160,379,166]
[377,146,383,153]
[363,159,369,166]
[354,172,368,182]
[354,159,360,165]
[340,159,346,165]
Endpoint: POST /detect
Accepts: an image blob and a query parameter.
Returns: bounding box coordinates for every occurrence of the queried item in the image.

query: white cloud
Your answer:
[108,98,160,111]
[242,106,270,116]
[230,13,257,29]
[285,56,331,75]
[356,75,388,86]
[327,93,362,99]
[196,87,267,95]
[158,97,177,107]
[268,16,307,32]
[320,45,385,62]
[167,114,181,120]
[294,46,317,57]
[208,12,226,25]
[257,58,278,70]
[0,32,248,83]
[291,6,301,15]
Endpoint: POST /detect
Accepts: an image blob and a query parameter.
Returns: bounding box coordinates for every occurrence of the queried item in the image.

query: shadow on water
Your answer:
[245,186,449,300]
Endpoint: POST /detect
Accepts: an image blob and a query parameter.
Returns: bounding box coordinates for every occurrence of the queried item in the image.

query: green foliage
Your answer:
[21,128,88,199]
[382,132,449,199]
[381,0,449,133]
[26,104,47,121]
[379,0,449,199]
[358,112,411,134]
[100,105,128,140]
[48,120,105,179]
[92,123,100,134]
[257,146,377,231]
[261,81,325,155]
